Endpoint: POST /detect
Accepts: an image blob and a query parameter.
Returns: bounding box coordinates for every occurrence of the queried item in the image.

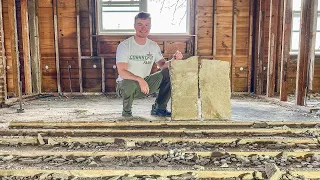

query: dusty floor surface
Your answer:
[0,94,319,123]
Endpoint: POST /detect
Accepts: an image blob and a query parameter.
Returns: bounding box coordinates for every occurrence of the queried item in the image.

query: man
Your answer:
[116,11,183,117]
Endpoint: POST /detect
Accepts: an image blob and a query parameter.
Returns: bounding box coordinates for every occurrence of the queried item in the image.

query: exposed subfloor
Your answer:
[0,94,319,122]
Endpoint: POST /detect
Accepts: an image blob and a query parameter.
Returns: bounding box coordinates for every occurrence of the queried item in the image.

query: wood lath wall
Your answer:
[1,0,320,105]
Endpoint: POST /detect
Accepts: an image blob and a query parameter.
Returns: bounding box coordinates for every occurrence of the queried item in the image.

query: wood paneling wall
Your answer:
[196,0,251,92]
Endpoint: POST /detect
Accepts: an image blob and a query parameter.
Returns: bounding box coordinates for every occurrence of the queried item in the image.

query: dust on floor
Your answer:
[0,94,319,123]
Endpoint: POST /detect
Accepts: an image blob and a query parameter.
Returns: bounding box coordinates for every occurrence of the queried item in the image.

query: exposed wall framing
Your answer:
[308,0,318,90]
[28,0,41,94]
[266,0,279,97]
[231,0,237,92]
[212,0,217,58]
[280,0,293,101]
[296,0,317,105]
[76,0,82,93]
[276,0,284,93]
[0,0,7,104]
[53,0,61,93]
[7,0,20,97]
[255,0,266,95]
[21,0,32,94]
[247,0,254,92]
[0,0,319,97]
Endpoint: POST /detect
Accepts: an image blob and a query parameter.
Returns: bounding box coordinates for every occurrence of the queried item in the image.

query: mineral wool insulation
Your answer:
[170,56,231,120]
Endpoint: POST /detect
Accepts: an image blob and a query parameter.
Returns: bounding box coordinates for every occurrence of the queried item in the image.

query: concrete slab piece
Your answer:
[170,56,198,120]
[199,60,231,120]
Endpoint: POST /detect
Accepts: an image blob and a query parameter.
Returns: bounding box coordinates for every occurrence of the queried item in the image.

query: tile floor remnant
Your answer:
[170,56,199,120]
[199,60,231,120]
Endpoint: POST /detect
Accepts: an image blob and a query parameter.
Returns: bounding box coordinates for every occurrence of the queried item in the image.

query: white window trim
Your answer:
[290,10,320,54]
[96,0,191,35]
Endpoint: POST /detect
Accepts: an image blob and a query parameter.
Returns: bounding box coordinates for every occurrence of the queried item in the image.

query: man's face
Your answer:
[134,18,151,38]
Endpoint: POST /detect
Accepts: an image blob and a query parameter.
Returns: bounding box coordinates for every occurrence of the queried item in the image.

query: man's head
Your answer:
[134,12,151,38]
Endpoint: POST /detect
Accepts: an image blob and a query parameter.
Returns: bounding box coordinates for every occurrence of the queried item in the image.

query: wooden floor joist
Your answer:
[0,136,317,145]
[1,169,319,179]
[0,150,319,159]
[0,170,255,178]
[0,128,318,138]
[9,121,320,129]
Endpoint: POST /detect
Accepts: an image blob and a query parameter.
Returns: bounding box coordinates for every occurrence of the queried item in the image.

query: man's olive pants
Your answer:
[116,68,171,114]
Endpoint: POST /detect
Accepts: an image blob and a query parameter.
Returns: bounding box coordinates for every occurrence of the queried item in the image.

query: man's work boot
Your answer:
[122,110,133,117]
[151,104,171,117]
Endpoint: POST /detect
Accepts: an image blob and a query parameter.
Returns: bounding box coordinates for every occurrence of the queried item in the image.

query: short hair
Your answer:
[134,12,151,24]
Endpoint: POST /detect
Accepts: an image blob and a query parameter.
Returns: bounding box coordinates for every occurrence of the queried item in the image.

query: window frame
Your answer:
[96,0,191,35]
[290,6,320,55]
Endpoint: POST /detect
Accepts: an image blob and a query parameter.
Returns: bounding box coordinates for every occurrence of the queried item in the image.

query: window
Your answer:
[97,0,190,34]
[291,0,320,53]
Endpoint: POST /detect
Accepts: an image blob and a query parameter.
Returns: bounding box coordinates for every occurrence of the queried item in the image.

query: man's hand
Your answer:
[137,77,149,94]
[173,50,183,60]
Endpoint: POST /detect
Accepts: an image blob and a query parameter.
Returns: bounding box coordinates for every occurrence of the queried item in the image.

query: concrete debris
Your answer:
[265,163,282,180]
[37,133,45,145]
[47,138,59,146]
[240,173,254,180]
[251,122,269,128]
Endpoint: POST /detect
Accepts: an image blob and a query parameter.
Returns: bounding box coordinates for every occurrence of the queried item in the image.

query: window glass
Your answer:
[291,32,300,51]
[99,0,189,34]
[102,12,138,30]
[292,15,300,31]
[148,0,188,33]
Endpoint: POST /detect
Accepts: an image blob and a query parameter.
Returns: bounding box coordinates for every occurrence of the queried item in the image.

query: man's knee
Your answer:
[119,80,138,97]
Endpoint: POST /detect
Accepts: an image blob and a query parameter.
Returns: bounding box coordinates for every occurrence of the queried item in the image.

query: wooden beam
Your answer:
[28,0,41,94]
[8,0,20,97]
[308,0,318,90]
[53,0,61,93]
[247,0,254,93]
[0,0,7,102]
[101,57,105,93]
[212,0,217,58]
[256,0,265,95]
[231,0,237,92]
[253,0,261,93]
[88,0,93,56]
[266,0,279,97]
[194,0,198,56]
[276,0,284,93]
[76,0,83,93]
[296,0,313,105]
[21,0,32,95]
[280,0,293,101]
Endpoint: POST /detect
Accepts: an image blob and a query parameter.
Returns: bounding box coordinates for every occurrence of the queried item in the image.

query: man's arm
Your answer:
[117,62,149,94]
[156,50,183,70]
[117,62,141,81]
